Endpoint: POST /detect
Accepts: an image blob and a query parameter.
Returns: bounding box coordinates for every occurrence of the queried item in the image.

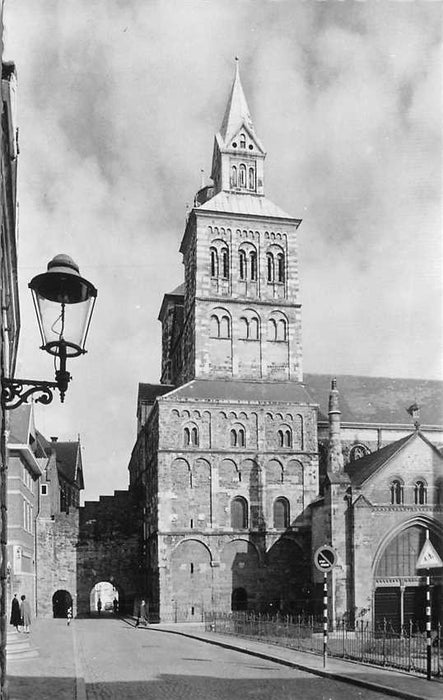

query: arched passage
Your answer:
[90,581,120,615]
[373,524,442,631]
[52,590,73,619]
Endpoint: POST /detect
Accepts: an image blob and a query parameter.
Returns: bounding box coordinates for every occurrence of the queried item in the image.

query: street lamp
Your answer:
[2,254,97,409]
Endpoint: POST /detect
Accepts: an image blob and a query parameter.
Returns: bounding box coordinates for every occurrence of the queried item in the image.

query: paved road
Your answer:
[74,618,391,699]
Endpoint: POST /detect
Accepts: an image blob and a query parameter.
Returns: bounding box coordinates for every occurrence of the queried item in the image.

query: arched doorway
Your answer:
[90,581,120,615]
[374,525,442,631]
[52,590,72,618]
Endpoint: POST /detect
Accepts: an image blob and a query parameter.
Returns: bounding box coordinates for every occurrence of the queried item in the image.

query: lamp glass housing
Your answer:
[29,254,97,358]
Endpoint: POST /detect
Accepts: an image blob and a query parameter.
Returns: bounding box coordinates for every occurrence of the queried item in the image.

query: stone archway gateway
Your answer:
[374,524,443,631]
[52,590,73,618]
[90,581,120,615]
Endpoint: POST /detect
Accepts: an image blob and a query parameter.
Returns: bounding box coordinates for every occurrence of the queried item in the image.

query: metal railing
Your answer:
[204,612,442,678]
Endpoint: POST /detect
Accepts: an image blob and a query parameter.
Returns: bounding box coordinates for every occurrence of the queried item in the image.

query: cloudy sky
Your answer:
[3,1,442,501]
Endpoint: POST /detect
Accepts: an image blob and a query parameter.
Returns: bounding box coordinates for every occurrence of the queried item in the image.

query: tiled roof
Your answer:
[304,374,443,426]
[53,442,83,488]
[198,191,296,221]
[160,379,315,405]
[346,432,416,487]
[138,383,175,404]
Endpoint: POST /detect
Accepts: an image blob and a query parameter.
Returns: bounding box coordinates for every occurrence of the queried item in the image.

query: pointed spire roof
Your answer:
[219,59,254,143]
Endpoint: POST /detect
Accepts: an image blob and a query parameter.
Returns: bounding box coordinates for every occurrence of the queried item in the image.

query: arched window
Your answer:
[221,248,229,278]
[240,133,246,149]
[273,497,290,529]
[239,317,249,339]
[268,318,277,341]
[250,251,257,280]
[248,167,255,190]
[184,425,198,447]
[239,250,247,280]
[230,429,237,447]
[238,428,246,447]
[277,430,284,448]
[277,253,285,282]
[249,317,259,340]
[284,429,292,447]
[414,480,427,505]
[390,479,403,505]
[231,165,237,188]
[210,315,220,338]
[210,247,218,277]
[231,496,248,529]
[276,319,287,341]
[191,427,199,446]
[267,253,274,282]
[219,315,230,338]
[239,164,246,188]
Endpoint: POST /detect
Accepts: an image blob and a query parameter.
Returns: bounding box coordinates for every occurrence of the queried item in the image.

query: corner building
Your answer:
[130,65,443,625]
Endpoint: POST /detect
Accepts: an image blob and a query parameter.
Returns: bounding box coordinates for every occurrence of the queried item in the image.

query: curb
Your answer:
[145,623,436,700]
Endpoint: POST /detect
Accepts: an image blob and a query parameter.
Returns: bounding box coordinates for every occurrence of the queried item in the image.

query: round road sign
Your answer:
[314,545,337,572]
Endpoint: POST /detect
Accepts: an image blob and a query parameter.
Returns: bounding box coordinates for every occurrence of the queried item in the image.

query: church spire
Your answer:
[210,60,266,196]
[219,58,254,144]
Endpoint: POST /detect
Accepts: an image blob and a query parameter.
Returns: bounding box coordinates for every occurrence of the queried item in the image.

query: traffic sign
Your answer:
[416,539,443,570]
[314,545,337,572]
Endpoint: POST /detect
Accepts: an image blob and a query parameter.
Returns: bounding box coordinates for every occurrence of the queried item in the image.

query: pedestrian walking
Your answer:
[10,594,21,632]
[135,599,148,628]
[67,605,72,626]
[97,598,102,616]
[113,598,119,615]
[19,595,31,634]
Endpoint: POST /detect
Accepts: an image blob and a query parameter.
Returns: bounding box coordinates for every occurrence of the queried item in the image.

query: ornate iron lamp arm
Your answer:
[1,378,60,410]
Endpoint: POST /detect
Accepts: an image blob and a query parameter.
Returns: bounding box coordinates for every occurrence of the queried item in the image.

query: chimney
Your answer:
[50,437,58,443]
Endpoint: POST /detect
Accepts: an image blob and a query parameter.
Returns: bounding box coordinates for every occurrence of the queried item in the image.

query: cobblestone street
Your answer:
[7,617,431,700]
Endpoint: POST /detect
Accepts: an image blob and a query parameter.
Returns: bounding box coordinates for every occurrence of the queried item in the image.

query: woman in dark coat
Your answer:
[10,594,21,631]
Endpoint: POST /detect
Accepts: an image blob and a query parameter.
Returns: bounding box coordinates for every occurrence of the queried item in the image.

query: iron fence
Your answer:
[204,612,442,678]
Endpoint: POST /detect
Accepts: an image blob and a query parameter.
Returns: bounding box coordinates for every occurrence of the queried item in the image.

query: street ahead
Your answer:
[7,617,428,700]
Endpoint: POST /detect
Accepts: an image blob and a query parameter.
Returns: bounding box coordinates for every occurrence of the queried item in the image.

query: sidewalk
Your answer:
[6,619,78,700]
[148,620,443,700]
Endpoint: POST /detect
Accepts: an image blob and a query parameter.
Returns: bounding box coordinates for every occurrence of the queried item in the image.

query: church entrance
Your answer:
[374,525,442,631]
[52,590,72,618]
[232,587,248,611]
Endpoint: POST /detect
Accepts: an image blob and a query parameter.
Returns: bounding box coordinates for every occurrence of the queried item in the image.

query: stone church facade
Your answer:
[129,64,443,627]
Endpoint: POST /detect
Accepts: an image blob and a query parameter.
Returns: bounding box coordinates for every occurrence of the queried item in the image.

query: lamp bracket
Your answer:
[1,377,60,410]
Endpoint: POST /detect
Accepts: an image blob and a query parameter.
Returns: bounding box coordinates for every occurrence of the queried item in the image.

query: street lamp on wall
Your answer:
[2,254,97,409]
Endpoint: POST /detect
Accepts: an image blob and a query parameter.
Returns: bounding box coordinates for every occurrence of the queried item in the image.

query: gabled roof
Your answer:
[158,284,184,322]
[53,441,84,490]
[198,191,296,221]
[158,379,315,405]
[345,431,441,487]
[304,374,443,426]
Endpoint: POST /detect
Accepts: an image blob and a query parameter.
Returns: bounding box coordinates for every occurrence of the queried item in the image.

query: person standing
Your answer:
[97,598,102,616]
[10,594,21,632]
[20,595,31,634]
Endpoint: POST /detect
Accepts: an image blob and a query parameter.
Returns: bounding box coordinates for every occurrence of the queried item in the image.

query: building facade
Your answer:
[0,53,19,699]
[129,64,443,626]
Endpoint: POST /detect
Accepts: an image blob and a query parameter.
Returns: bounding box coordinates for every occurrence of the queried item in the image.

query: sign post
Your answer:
[314,545,337,668]
[416,530,443,681]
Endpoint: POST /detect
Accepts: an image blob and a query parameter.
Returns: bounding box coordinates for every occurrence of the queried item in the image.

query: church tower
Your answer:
[168,61,304,386]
